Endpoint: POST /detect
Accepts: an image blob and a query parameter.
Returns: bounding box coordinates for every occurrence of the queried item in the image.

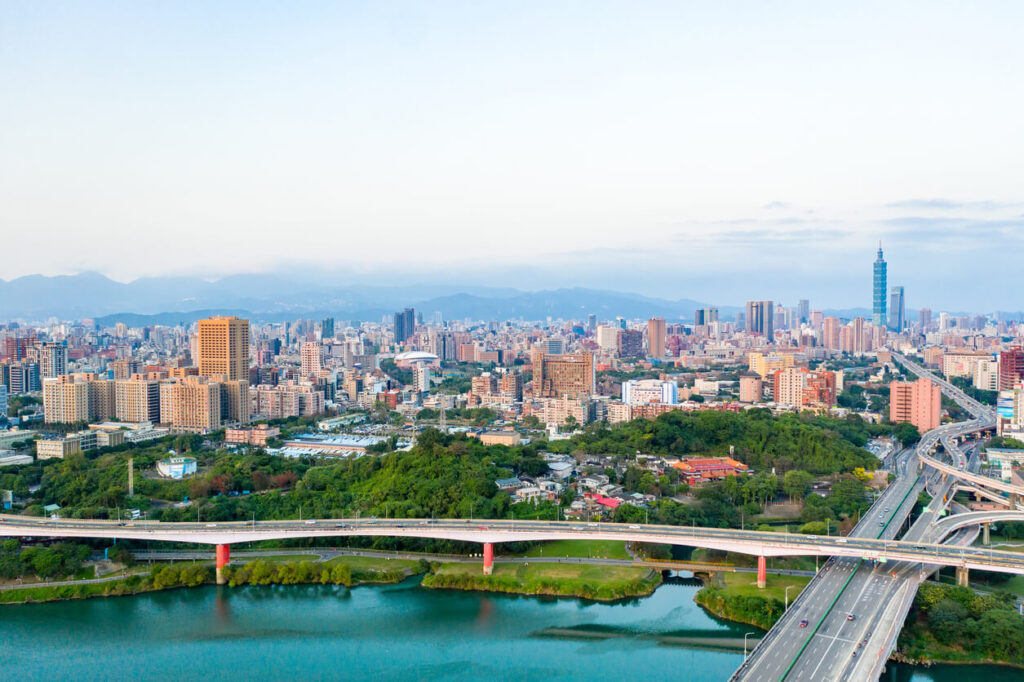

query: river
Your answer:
[1,576,1015,681]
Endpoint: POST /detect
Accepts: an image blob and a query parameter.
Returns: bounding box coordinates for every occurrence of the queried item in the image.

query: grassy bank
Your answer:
[520,540,631,560]
[422,562,661,601]
[694,573,811,630]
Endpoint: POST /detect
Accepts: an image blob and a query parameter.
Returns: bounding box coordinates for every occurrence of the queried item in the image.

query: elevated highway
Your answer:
[2,515,1023,575]
[736,353,1002,681]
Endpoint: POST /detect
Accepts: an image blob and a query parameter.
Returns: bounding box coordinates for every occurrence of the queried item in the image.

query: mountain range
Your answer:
[1,272,743,324]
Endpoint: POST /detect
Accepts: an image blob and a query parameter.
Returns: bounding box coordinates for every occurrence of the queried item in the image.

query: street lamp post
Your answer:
[785,585,793,610]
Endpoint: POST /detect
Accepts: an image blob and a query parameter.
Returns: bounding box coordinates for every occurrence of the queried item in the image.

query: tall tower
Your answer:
[872,244,887,328]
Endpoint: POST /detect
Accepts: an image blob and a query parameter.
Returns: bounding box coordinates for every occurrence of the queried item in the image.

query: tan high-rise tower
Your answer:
[197,316,249,381]
[646,317,666,359]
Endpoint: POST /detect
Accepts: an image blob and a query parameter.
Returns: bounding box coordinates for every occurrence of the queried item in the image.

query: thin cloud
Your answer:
[886,198,1022,211]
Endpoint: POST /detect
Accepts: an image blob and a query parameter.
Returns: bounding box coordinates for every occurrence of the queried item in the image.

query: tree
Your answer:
[783,470,814,502]
[892,422,920,446]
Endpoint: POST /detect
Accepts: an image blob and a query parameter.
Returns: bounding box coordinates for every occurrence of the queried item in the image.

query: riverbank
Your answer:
[0,555,423,605]
[421,562,662,601]
[693,572,811,630]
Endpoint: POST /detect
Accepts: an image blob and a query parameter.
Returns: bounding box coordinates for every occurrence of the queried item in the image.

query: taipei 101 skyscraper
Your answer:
[872,243,887,327]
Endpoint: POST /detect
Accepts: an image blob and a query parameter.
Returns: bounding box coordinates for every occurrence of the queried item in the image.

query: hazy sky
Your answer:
[3,1,1023,309]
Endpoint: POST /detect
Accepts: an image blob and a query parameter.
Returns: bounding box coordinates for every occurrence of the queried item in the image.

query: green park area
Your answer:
[520,540,631,560]
[421,561,661,601]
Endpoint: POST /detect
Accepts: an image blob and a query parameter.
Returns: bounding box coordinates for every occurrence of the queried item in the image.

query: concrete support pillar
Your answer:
[983,522,990,546]
[956,566,969,587]
[757,556,767,589]
[216,544,231,585]
[482,543,494,576]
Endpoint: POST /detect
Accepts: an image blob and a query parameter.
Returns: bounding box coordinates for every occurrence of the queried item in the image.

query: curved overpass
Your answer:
[3,515,1024,576]
[920,451,1024,498]
[932,509,1024,537]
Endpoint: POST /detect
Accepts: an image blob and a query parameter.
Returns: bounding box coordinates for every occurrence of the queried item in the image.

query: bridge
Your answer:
[2,514,1023,585]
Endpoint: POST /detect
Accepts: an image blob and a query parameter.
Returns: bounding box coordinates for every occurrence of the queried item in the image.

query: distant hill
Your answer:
[2,272,734,324]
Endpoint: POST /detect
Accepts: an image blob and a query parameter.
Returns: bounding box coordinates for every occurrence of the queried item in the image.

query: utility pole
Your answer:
[128,458,134,498]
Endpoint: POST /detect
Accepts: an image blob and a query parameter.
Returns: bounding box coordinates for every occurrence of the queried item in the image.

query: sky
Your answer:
[2,1,1024,310]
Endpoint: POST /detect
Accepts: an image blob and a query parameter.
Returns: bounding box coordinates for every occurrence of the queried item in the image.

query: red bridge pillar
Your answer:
[482,543,494,575]
[757,556,766,589]
[216,544,231,585]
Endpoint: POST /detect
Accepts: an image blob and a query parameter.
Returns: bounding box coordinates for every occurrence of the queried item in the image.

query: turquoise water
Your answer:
[0,578,1014,681]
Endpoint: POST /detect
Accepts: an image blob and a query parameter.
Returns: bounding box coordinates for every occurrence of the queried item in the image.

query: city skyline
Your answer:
[4,3,1024,308]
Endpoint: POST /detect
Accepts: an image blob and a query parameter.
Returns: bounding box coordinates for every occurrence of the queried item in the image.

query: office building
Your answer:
[646,317,666,359]
[531,348,595,398]
[394,308,415,344]
[873,244,887,327]
[694,307,719,327]
[890,378,941,433]
[797,299,810,324]
[0,384,7,419]
[197,316,250,381]
[587,314,597,331]
[745,300,774,339]
[888,286,905,332]
[321,317,335,340]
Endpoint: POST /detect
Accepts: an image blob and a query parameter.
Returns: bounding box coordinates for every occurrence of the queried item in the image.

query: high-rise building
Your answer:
[197,316,250,381]
[8,362,40,394]
[596,325,619,354]
[587,314,597,331]
[159,377,222,432]
[321,317,335,340]
[772,367,836,409]
[822,317,841,351]
[919,307,932,330]
[115,377,160,423]
[531,348,595,398]
[745,301,774,339]
[301,342,324,377]
[797,299,810,324]
[694,307,719,327]
[0,384,6,419]
[43,375,89,424]
[646,318,666,359]
[999,347,1024,391]
[890,378,940,432]
[872,244,887,327]
[38,342,67,379]
[617,329,643,358]
[393,308,415,344]
[888,286,906,332]
[498,371,523,401]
